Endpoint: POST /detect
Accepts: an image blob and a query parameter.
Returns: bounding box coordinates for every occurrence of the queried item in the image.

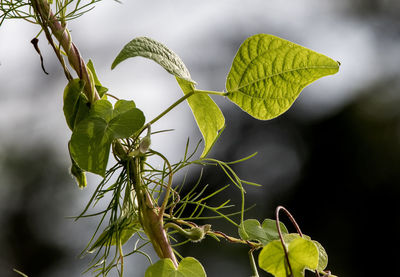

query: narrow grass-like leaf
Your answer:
[111,36,194,83]
[88,214,140,252]
[226,34,340,120]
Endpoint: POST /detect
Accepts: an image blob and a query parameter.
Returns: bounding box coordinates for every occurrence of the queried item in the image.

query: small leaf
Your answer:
[111,37,195,83]
[70,99,145,176]
[96,85,109,98]
[226,34,340,120]
[258,237,319,277]
[176,77,225,157]
[63,79,90,130]
[87,59,102,87]
[145,257,206,277]
[238,219,288,245]
[87,60,109,98]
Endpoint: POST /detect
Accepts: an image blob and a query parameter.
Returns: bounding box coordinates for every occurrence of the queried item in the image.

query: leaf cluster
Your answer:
[63,33,340,277]
[2,4,341,275]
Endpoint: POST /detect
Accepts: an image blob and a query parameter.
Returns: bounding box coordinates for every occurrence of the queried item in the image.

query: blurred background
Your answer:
[1,0,400,276]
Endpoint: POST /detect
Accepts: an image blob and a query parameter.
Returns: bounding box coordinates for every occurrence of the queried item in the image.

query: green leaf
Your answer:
[110,37,224,156]
[226,34,340,120]
[282,234,328,272]
[258,237,319,277]
[96,85,108,98]
[238,219,288,245]
[145,257,206,277]
[89,214,140,252]
[313,240,328,272]
[176,77,225,157]
[87,59,102,87]
[283,233,311,243]
[87,60,109,98]
[111,37,195,83]
[70,99,145,176]
[63,79,90,130]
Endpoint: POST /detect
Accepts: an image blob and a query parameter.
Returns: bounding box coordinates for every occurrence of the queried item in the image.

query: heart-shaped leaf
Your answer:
[176,77,225,157]
[258,237,319,277]
[226,34,340,120]
[238,219,288,245]
[70,99,145,176]
[111,36,194,83]
[282,233,329,273]
[145,257,206,277]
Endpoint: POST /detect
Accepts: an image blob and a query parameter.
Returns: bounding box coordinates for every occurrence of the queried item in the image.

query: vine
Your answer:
[1,1,340,276]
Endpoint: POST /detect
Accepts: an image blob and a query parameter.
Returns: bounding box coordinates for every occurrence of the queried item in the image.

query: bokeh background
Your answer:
[1,0,400,276]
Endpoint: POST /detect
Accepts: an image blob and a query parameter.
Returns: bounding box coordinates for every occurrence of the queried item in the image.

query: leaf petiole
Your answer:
[194,89,228,96]
[144,91,195,129]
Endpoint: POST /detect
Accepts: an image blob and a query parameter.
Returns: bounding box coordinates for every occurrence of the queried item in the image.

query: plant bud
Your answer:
[139,136,151,154]
[70,163,87,189]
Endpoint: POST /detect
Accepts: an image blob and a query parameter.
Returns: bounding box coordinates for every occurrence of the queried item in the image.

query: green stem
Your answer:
[210,230,261,248]
[118,240,124,277]
[141,88,227,136]
[129,157,178,267]
[148,149,173,218]
[248,249,260,277]
[148,91,195,127]
[194,89,229,96]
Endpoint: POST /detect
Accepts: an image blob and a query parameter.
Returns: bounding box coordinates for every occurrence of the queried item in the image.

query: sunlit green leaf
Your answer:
[176,77,225,157]
[63,79,90,130]
[282,234,328,272]
[70,99,145,176]
[313,240,328,272]
[111,37,195,83]
[238,219,288,245]
[258,237,319,277]
[226,34,340,120]
[145,257,206,277]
